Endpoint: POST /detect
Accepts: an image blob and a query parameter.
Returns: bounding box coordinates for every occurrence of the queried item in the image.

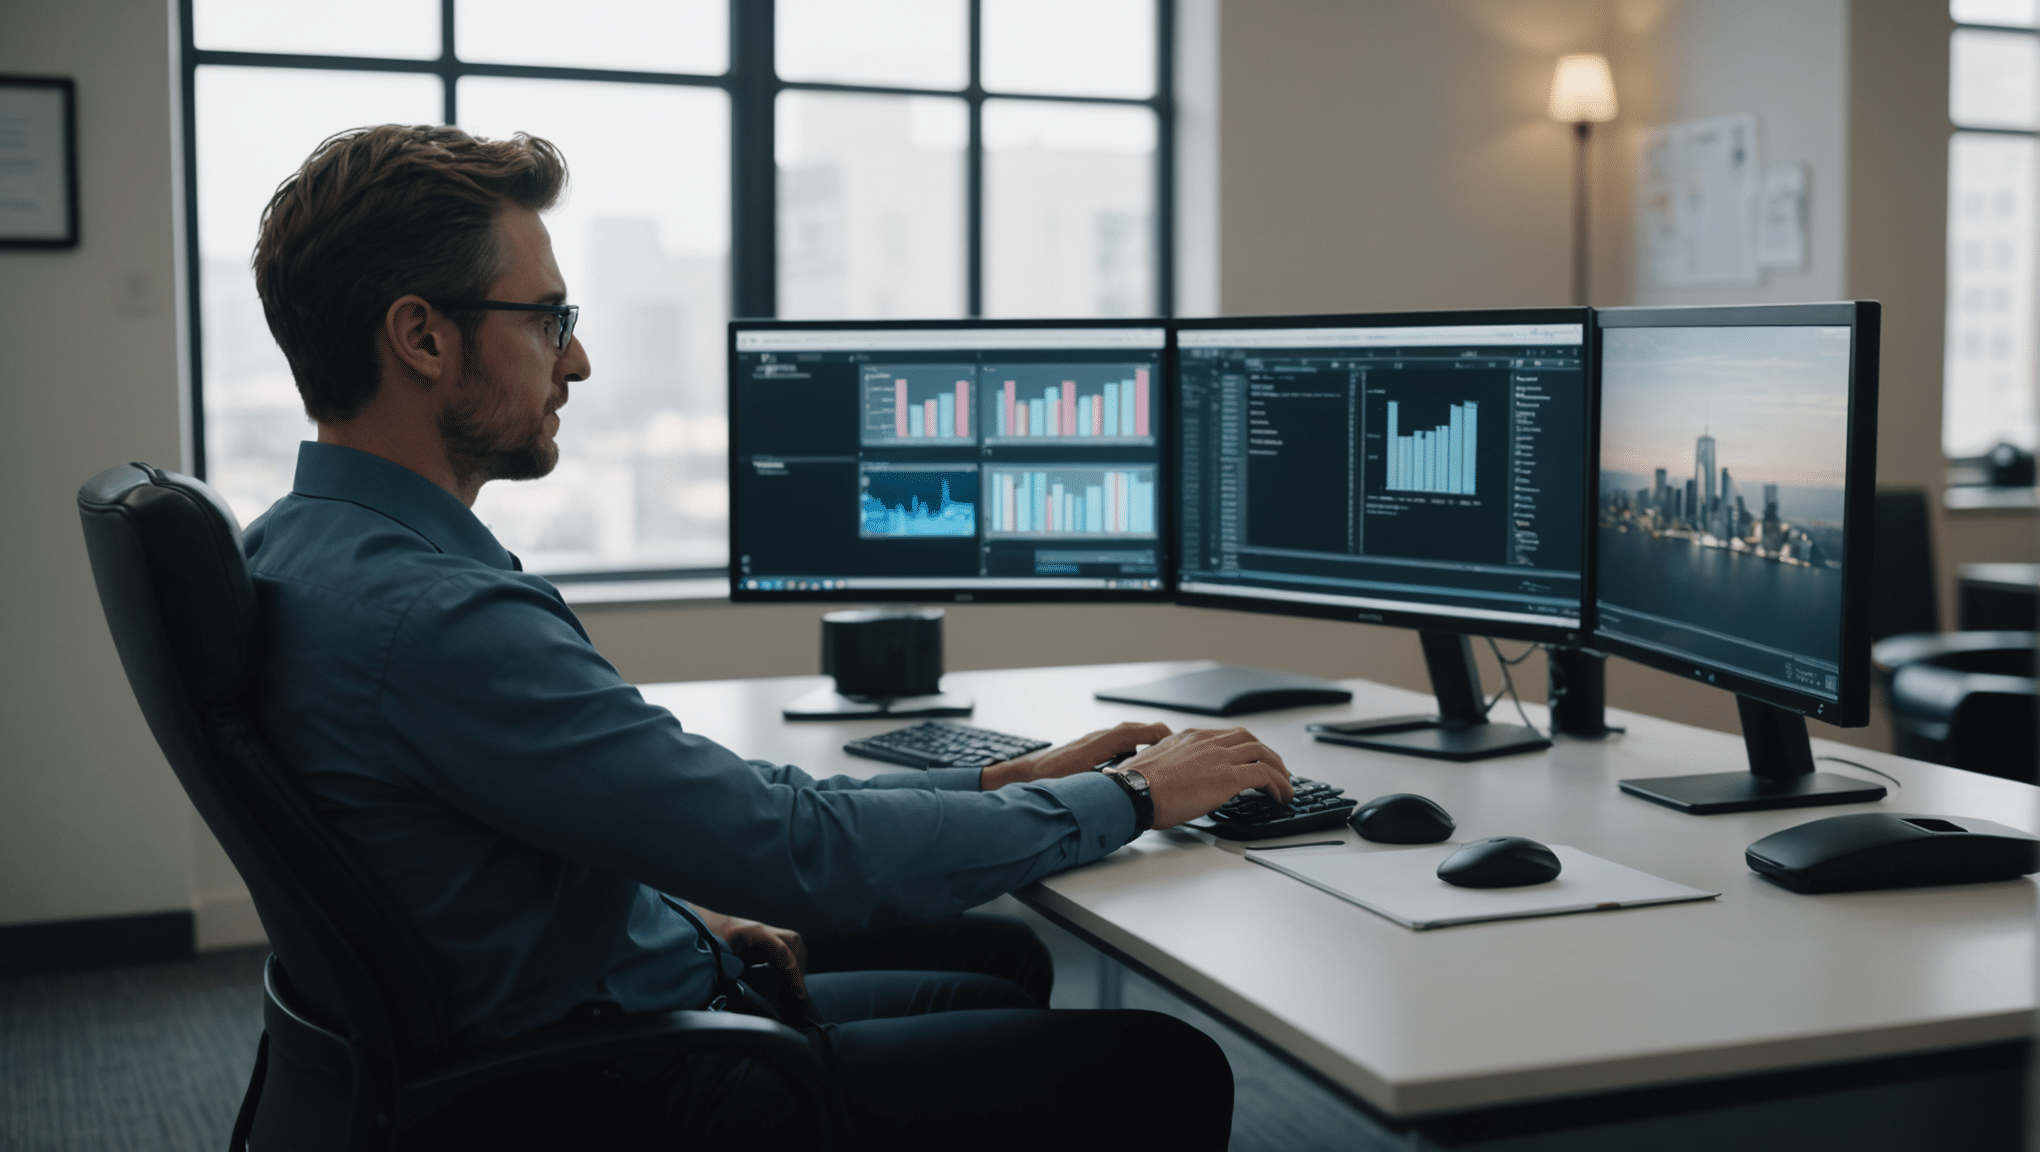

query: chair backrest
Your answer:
[77,463,457,1077]
[1870,488,1939,643]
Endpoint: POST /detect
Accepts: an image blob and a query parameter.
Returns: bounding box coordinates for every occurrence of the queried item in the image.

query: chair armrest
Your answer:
[397,1010,848,1143]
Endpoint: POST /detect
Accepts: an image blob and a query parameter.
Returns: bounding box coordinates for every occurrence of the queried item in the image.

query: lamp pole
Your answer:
[1547,52,1616,309]
[1571,121,1591,307]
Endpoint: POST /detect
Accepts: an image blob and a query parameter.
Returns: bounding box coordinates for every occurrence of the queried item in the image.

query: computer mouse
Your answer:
[1351,793,1456,844]
[1437,836,1562,888]
[1746,813,2040,893]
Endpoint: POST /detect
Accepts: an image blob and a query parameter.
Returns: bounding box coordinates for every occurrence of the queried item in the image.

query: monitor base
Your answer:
[1311,716,1553,762]
[1618,771,1887,815]
[1092,666,1352,716]
[781,686,974,721]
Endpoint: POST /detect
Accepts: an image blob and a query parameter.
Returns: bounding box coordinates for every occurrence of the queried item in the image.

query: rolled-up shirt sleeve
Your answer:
[377,572,1138,936]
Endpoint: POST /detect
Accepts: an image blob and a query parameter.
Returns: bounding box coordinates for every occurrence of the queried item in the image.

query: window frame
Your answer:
[176,0,1177,580]
[1945,6,2039,481]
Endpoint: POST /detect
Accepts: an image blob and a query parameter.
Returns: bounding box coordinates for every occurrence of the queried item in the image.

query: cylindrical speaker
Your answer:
[822,608,945,699]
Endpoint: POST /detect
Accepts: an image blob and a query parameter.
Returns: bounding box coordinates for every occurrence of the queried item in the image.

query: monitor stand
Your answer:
[781,685,974,721]
[1546,646,1611,737]
[1618,696,1887,814]
[1308,632,1551,762]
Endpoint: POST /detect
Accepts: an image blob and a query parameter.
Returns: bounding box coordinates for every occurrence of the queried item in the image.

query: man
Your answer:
[246,124,1292,1149]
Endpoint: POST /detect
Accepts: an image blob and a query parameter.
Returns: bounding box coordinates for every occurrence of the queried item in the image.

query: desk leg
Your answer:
[1097,953,1124,1011]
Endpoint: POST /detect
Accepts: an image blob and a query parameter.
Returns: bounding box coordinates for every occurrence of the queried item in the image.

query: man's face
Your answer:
[437,205,591,484]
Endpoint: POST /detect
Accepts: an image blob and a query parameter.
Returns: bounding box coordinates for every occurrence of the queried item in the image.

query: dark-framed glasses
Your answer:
[436,299,580,351]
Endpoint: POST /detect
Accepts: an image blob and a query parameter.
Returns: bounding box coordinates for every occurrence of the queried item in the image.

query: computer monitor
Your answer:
[728,319,1170,603]
[1595,302,1885,814]
[1169,309,1594,759]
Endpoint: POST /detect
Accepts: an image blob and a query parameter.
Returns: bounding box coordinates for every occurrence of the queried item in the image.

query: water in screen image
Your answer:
[1597,325,1852,698]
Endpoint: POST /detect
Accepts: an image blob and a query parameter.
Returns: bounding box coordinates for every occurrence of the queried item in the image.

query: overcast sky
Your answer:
[1600,325,1853,492]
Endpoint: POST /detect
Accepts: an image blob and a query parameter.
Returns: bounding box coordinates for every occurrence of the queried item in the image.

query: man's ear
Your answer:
[382,294,461,387]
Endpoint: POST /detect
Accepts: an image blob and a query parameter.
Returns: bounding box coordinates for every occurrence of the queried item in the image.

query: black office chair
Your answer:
[1873,631,2037,784]
[77,463,850,1151]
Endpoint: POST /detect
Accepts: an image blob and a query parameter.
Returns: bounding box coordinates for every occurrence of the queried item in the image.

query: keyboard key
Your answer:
[845,721,1052,770]
[1202,776,1358,841]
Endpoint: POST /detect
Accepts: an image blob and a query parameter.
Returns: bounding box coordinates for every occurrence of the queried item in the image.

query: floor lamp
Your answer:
[1547,54,1619,307]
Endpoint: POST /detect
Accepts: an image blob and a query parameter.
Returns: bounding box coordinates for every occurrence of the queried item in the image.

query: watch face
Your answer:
[1119,767,1150,793]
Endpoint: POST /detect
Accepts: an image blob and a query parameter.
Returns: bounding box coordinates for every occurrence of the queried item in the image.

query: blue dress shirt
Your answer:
[244,442,1135,1045]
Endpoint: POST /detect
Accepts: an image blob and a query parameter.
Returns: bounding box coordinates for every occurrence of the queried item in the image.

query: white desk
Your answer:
[638,661,2037,1132]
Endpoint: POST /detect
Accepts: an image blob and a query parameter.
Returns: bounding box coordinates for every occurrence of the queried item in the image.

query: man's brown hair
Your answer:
[253,125,568,424]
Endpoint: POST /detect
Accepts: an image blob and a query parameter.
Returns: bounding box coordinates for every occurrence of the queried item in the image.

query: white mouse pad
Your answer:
[1249,845,1718,930]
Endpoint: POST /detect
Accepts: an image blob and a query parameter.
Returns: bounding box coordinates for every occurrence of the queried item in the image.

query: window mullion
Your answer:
[440,0,458,123]
[1155,0,1175,317]
[967,0,985,318]
[731,0,778,317]
[180,0,207,478]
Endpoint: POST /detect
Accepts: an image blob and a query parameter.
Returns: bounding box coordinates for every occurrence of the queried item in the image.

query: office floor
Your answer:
[0,915,1381,1152]
[0,945,263,1151]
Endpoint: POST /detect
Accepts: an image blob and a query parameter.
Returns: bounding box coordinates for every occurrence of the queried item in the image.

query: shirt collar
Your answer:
[292,441,517,571]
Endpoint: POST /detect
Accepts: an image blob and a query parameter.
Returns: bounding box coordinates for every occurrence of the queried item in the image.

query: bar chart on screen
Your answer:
[861,365,978,446]
[1384,398,1479,496]
[985,466,1156,537]
[981,365,1154,445]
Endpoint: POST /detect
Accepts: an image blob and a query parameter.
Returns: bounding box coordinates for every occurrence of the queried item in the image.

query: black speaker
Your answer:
[821,607,945,699]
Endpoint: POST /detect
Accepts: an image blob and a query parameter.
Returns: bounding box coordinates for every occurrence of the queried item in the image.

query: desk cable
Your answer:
[1483,637,1543,735]
[1815,755,1903,791]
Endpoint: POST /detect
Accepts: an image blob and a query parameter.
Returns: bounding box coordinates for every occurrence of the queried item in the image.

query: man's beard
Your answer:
[438,361,560,487]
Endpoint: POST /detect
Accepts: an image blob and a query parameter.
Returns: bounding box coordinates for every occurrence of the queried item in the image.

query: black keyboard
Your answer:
[1200,776,1357,841]
[843,721,1052,770]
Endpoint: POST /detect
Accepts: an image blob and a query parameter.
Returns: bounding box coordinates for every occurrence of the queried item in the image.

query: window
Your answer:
[1946,0,2040,463]
[182,0,1172,580]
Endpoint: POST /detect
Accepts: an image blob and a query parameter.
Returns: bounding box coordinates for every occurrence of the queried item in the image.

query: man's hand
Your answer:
[1122,727,1291,830]
[693,907,809,1000]
[981,721,1174,791]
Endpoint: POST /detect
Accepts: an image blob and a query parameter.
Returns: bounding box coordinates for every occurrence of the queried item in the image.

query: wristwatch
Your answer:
[1100,764,1155,834]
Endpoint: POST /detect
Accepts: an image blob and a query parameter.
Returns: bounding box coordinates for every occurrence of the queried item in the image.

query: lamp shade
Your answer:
[1548,53,1618,123]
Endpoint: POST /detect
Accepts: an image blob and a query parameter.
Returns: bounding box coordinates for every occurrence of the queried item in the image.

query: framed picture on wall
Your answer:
[0,76,79,248]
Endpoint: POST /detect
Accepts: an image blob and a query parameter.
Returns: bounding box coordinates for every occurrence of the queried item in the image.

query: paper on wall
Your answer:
[1756,161,1809,272]
[1636,114,1762,287]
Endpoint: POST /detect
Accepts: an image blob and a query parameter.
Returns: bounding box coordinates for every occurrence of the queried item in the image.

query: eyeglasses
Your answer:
[435,299,580,351]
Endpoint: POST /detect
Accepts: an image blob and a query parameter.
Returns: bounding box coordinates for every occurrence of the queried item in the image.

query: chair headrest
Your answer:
[78,463,259,706]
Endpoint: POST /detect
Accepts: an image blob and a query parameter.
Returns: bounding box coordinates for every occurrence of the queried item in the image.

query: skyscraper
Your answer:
[1653,467,1668,516]
[1695,432,1717,512]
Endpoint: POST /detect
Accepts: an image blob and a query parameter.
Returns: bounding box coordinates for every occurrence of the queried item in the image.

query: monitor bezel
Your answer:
[727,316,1177,605]
[1590,301,1879,728]
[1169,307,1596,647]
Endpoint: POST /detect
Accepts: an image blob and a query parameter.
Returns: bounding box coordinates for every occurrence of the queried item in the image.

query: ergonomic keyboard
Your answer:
[843,721,1052,770]
[1199,776,1357,841]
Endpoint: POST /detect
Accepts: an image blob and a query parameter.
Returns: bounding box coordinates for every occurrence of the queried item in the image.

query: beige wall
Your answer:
[0,0,194,928]
[1848,0,2038,635]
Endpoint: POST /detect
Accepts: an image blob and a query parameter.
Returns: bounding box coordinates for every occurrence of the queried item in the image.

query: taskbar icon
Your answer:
[742,577,849,592]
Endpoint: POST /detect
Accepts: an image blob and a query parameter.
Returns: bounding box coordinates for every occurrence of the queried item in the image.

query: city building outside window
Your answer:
[184,0,1170,581]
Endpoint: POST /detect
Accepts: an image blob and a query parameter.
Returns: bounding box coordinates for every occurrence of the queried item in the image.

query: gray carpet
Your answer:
[0,916,1383,1151]
[0,946,266,1152]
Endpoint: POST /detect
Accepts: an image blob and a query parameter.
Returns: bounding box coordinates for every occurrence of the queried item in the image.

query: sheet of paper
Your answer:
[1756,161,1809,271]
[1636,114,1761,287]
[1249,845,1718,930]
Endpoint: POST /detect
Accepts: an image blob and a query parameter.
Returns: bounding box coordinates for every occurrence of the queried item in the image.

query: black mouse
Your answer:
[1351,793,1455,844]
[1437,836,1562,888]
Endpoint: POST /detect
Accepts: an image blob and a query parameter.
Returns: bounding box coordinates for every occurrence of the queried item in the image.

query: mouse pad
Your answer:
[1249,845,1718,930]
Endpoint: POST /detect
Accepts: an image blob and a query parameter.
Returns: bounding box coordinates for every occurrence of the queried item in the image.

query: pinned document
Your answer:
[1249,845,1717,930]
